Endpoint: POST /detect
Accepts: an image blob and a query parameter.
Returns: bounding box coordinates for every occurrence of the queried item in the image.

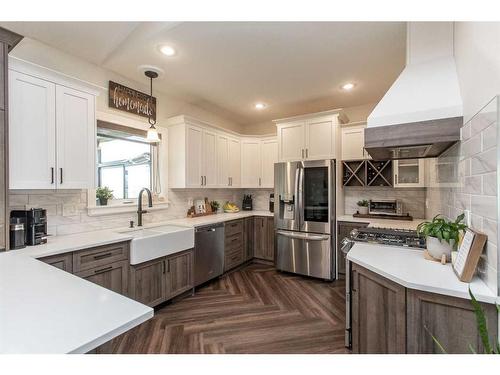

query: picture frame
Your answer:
[194,199,206,214]
[452,228,487,282]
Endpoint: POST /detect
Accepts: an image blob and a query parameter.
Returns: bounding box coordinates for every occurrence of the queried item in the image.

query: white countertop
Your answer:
[165,210,273,227]
[347,242,498,304]
[0,251,153,353]
[337,214,425,230]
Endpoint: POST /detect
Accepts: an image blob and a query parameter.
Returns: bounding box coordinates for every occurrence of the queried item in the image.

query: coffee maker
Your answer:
[10,208,48,246]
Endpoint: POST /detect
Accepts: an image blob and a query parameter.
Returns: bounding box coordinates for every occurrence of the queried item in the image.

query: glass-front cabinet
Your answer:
[393,158,425,188]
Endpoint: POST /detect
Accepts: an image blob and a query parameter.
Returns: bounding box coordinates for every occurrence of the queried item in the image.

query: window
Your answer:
[97,121,156,200]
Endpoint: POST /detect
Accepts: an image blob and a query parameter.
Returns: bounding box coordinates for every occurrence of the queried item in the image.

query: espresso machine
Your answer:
[10,208,48,246]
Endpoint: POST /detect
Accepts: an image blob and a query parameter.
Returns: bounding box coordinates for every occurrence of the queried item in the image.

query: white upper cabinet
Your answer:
[55,85,95,189]
[185,125,203,187]
[9,71,56,189]
[241,139,262,188]
[9,66,96,190]
[202,128,218,188]
[341,123,370,160]
[228,137,241,187]
[278,122,305,161]
[217,133,241,188]
[261,138,278,188]
[393,159,426,188]
[275,111,344,162]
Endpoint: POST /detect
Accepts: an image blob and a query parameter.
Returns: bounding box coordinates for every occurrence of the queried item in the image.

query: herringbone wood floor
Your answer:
[111,263,349,354]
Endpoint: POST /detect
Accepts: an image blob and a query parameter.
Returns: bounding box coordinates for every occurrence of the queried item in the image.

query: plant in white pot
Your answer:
[357,200,369,215]
[417,213,467,261]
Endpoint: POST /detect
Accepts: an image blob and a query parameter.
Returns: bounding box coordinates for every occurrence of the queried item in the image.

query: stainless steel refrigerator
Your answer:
[274,159,336,280]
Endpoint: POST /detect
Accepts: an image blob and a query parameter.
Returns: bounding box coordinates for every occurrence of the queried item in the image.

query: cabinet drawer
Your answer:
[224,247,244,270]
[225,232,243,251]
[40,253,73,273]
[225,219,243,237]
[73,241,129,272]
[75,260,129,296]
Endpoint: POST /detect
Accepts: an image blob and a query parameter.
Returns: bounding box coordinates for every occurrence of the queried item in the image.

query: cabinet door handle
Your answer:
[51,167,54,184]
[301,149,304,159]
[305,149,308,158]
[59,168,63,184]
[167,259,170,273]
[201,176,204,186]
[94,265,113,274]
[230,177,232,186]
[259,177,261,186]
[163,260,166,274]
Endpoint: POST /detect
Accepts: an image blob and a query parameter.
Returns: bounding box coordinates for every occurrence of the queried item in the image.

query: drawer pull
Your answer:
[94,265,113,274]
[93,252,113,260]
[232,238,239,242]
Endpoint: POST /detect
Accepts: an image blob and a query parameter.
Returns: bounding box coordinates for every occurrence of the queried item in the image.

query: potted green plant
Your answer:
[96,186,114,206]
[417,213,467,261]
[210,200,220,213]
[357,199,369,215]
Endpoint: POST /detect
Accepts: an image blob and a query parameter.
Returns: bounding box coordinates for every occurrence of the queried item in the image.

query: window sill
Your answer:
[87,202,170,217]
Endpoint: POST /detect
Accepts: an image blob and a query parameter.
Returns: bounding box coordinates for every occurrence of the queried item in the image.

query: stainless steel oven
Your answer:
[274,159,336,280]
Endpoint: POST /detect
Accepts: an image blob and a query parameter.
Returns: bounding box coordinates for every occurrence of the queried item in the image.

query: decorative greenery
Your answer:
[210,200,220,212]
[427,288,500,354]
[96,186,114,200]
[416,213,467,250]
[357,199,369,207]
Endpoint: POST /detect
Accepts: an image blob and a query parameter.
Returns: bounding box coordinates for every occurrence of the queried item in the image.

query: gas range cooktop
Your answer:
[350,227,426,249]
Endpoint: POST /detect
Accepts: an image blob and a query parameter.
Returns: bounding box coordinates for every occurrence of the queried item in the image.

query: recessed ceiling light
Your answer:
[255,103,266,110]
[341,82,355,91]
[159,45,176,57]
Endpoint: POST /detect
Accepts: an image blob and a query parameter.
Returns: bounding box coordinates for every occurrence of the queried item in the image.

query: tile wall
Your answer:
[426,97,499,293]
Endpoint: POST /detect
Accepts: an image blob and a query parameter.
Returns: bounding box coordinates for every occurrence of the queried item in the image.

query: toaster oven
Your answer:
[368,199,404,216]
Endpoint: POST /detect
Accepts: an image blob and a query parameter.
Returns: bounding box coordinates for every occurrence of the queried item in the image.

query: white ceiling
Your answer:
[1,22,407,125]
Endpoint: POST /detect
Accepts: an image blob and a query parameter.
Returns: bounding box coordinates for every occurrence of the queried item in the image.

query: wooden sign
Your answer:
[452,228,487,282]
[108,81,156,121]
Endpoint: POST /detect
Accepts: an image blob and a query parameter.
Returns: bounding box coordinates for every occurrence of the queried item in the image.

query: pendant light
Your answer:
[145,70,160,143]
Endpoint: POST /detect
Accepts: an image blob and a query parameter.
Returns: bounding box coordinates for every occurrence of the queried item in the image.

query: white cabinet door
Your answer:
[228,138,241,187]
[55,85,95,189]
[278,122,304,161]
[261,139,278,188]
[217,134,230,187]
[186,125,203,187]
[341,125,366,160]
[241,140,261,188]
[393,159,426,188]
[305,118,333,160]
[202,129,218,188]
[9,71,56,189]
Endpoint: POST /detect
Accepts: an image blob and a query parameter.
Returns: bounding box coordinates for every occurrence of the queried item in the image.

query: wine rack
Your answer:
[342,160,393,187]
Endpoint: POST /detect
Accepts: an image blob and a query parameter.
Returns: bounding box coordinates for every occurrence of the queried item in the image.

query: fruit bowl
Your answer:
[223,201,240,213]
[224,208,240,213]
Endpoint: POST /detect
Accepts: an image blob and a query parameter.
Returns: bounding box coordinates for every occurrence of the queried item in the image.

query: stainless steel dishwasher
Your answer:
[194,223,225,287]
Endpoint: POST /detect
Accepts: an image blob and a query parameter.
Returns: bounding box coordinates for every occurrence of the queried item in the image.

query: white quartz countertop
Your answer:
[165,210,273,227]
[347,242,498,304]
[337,214,425,230]
[0,251,153,353]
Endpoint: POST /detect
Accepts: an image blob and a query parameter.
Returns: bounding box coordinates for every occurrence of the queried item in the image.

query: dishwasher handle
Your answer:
[195,223,223,233]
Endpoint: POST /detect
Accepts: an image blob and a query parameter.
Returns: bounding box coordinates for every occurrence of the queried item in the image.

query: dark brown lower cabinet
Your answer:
[167,250,194,298]
[254,216,274,261]
[129,257,167,307]
[76,260,129,296]
[40,253,73,273]
[351,263,406,354]
[352,263,499,354]
[243,217,254,261]
[407,289,498,354]
[337,221,369,274]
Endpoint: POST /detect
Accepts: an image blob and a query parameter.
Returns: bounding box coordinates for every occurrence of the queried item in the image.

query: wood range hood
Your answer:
[365,22,463,160]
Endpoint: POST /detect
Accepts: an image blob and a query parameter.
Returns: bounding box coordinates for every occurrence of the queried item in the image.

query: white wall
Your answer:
[454,22,500,122]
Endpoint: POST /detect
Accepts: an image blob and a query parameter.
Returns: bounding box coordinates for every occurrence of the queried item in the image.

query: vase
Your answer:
[98,198,108,206]
[358,206,368,215]
[426,236,454,261]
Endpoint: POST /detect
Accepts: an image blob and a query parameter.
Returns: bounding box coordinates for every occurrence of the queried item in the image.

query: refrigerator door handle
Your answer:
[276,230,329,241]
[297,166,304,229]
[294,166,301,229]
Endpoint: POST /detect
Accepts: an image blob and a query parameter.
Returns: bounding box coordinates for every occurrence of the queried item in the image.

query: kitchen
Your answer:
[0,7,499,372]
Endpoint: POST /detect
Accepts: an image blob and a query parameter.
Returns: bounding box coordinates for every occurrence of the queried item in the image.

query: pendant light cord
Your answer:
[148,75,156,126]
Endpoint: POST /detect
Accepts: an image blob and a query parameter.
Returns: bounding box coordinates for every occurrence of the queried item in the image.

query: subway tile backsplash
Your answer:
[426,96,499,294]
